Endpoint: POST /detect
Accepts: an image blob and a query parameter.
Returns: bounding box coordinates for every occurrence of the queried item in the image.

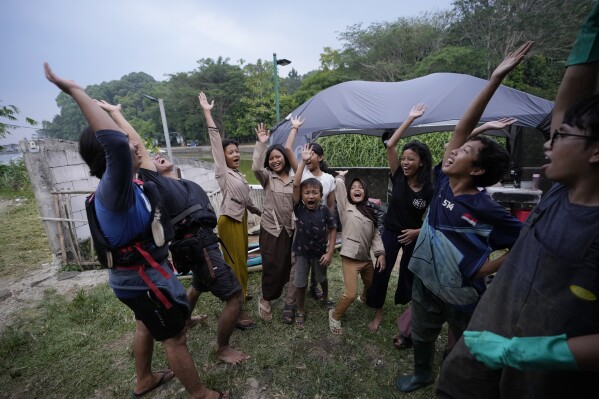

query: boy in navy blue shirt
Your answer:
[394,42,533,393]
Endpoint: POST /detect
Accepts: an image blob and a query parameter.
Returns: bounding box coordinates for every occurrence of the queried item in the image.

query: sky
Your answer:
[0,0,452,146]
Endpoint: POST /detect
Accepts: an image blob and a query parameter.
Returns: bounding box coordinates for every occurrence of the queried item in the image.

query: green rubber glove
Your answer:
[463,331,578,371]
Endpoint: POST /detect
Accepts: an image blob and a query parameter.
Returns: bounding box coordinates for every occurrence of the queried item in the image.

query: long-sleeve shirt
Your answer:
[335,177,385,261]
[208,126,260,222]
[252,141,294,237]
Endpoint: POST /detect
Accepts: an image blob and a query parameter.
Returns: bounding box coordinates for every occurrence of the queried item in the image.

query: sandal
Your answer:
[131,369,175,398]
[282,304,295,324]
[393,334,413,350]
[295,312,306,329]
[309,286,323,300]
[258,299,272,321]
[328,309,342,335]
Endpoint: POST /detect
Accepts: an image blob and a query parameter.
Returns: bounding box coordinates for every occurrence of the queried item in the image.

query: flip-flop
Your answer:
[131,369,175,398]
[328,309,342,335]
[258,299,273,321]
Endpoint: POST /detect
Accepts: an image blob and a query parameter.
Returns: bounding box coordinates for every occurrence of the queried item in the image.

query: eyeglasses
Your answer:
[550,132,597,147]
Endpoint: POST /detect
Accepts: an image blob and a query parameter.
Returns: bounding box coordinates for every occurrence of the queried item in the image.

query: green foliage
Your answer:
[40,2,588,148]
[321,132,453,167]
[0,158,32,194]
[411,46,490,79]
[0,101,38,141]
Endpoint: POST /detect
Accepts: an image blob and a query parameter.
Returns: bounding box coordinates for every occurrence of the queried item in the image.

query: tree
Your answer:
[0,102,38,139]
[338,13,450,82]
[410,46,489,79]
[450,0,594,77]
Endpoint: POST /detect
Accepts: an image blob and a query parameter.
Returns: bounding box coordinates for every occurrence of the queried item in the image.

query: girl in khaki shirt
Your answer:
[252,124,295,321]
[199,92,261,330]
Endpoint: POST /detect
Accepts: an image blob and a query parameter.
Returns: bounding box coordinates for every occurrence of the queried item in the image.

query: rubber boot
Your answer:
[395,340,435,392]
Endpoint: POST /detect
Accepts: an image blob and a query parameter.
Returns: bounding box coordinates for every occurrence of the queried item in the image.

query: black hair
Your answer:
[563,93,599,146]
[300,177,323,195]
[402,140,433,189]
[222,138,239,150]
[264,144,291,174]
[469,136,511,187]
[79,126,106,179]
[347,177,378,226]
[309,142,329,173]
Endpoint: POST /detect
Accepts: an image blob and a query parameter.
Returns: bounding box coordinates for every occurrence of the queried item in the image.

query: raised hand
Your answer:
[255,123,269,143]
[44,63,84,94]
[492,41,534,79]
[300,143,313,162]
[291,115,305,129]
[198,91,214,111]
[408,103,427,119]
[336,170,348,177]
[484,117,517,130]
[469,117,518,139]
[94,99,122,113]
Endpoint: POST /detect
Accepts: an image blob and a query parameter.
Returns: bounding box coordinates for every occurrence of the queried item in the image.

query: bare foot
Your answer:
[368,311,383,332]
[187,314,208,330]
[207,390,229,399]
[217,345,250,365]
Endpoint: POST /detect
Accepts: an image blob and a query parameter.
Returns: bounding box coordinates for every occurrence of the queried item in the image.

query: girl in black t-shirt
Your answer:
[366,105,434,345]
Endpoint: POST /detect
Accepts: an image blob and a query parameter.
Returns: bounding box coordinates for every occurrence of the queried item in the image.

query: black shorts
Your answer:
[191,244,242,301]
[119,289,187,341]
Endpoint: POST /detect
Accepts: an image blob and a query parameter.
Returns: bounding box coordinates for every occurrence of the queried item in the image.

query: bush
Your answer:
[0,158,32,196]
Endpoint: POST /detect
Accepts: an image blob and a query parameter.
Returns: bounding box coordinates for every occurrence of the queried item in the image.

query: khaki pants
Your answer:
[332,256,374,320]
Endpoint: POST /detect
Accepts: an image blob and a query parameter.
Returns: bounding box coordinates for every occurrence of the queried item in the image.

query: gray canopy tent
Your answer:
[269,73,554,151]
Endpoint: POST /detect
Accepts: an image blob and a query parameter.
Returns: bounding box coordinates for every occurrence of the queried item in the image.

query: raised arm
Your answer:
[284,115,304,172]
[387,104,427,175]
[443,41,534,165]
[44,63,120,134]
[293,144,312,203]
[198,92,228,184]
[95,100,156,172]
[252,123,269,184]
[199,91,217,129]
[468,117,518,140]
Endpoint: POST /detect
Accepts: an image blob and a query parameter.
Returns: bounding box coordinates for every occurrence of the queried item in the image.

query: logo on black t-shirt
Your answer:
[413,198,428,209]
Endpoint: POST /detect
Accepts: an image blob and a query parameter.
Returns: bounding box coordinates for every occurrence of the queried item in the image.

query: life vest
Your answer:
[86,180,176,308]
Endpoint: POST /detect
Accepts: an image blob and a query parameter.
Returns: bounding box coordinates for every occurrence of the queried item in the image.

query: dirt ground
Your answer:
[0,199,107,332]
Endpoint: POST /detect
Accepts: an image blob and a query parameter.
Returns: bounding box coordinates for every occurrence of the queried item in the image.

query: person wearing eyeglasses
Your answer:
[437,4,599,398]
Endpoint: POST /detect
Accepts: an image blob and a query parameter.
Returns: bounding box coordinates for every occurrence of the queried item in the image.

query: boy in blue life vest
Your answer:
[394,42,533,393]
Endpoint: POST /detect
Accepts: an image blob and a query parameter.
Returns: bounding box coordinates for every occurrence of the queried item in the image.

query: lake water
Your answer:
[181,154,259,185]
[0,152,23,164]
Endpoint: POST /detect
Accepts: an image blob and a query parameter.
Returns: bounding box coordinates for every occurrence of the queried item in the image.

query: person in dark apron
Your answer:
[437,8,599,396]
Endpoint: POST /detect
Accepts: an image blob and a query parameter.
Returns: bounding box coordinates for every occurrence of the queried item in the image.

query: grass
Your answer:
[0,252,449,398]
[0,193,53,282]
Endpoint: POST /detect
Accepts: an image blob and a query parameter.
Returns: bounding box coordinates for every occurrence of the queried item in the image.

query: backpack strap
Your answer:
[170,204,204,227]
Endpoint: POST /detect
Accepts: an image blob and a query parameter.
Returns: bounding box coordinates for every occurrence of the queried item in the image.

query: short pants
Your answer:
[191,244,242,301]
[294,254,327,288]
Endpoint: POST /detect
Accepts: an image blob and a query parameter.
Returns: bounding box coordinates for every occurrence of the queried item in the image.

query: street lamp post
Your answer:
[144,94,173,162]
[273,53,291,123]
